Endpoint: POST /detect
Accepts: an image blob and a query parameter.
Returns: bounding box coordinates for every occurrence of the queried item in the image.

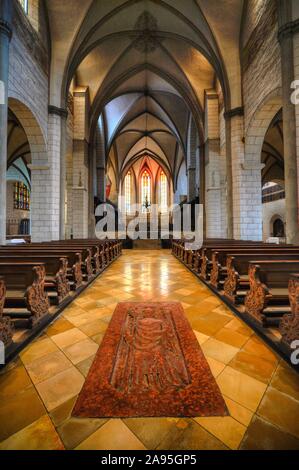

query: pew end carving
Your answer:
[244,264,272,325]
[25,266,50,328]
[0,277,14,347]
[55,257,70,303]
[280,274,299,347]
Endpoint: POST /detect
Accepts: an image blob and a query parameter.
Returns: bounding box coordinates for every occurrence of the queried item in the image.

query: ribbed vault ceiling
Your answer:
[45,0,245,182]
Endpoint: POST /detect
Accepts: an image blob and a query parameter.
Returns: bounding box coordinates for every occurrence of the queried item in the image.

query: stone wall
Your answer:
[241,0,281,132]
[262,198,286,240]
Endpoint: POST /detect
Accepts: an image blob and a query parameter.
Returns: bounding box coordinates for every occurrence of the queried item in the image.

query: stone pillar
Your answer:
[0,1,12,245]
[72,87,89,239]
[225,118,234,238]
[225,108,263,241]
[278,11,299,243]
[187,168,197,202]
[95,123,106,202]
[187,117,198,202]
[204,91,227,238]
[59,111,68,239]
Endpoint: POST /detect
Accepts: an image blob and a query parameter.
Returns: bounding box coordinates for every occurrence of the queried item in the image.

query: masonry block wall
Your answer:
[72,88,90,239]
[65,94,74,239]
[293,33,299,202]
[9,3,48,136]
[241,0,281,133]
[204,92,227,238]
[262,198,286,240]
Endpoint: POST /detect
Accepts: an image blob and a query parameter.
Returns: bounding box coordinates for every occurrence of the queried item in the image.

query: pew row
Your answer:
[172,239,299,368]
[0,239,122,366]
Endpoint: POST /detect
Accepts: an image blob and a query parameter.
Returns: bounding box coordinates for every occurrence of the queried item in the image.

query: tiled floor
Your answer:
[1,250,299,450]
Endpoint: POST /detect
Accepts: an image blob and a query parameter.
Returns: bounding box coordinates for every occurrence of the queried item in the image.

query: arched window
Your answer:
[124,171,131,213]
[160,171,168,212]
[141,170,151,212]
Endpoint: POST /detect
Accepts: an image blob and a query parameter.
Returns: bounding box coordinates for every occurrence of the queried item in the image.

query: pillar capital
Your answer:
[48,105,68,119]
[278,19,299,43]
[224,107,244,120]
[0,19,12,41]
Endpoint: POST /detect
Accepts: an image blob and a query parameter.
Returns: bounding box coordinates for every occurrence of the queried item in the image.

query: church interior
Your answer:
[0,0,299,452]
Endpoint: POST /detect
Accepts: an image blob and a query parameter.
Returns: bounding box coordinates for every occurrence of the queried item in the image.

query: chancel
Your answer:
[0,0,299,454]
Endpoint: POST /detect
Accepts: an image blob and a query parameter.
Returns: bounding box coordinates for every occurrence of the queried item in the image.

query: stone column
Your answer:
[95,123,106,202]
[72,87,89,239]
[278,13,299,243]
[0,1,12,245]
[59,110,68,240]
[225,118,234,238]
[225,108,263,241]
[187,168,197,202]
[204,91,227,238]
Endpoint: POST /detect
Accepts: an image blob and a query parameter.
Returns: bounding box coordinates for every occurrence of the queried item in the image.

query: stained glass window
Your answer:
[14,182,30,211]
[19,0,29,14]
[160,171,168,212]
[125,171,131,213]
[141,170,151,212]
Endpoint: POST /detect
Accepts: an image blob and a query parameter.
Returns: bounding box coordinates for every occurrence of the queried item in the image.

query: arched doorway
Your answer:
[273,217,285,238]
[260,108,285,241]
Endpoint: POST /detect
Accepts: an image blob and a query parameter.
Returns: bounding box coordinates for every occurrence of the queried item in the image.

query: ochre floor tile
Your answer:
[157,419,227,450]
[206,357,226,378]
[0,415,64,450]
[123,418,180,450]
[270,362,299,401]
[0,365,32,398]
[77,355,96,377]
[225,318,253,337]
[194,416,247,450]
[57,417,107,450]
[49,396,78,428]
[217,366,267,412]
[193,330,210,345]
[78,319,108,337]
[0,387,46,442]
[224,396,253,427]
[242,336,279,364]
[36,367,85,412]
[20,338,58,365]
[228,351,276,384]
[214,327,249,349]
[62,338,98,365]
[201,338,239,364]
[240,415,299,450]
[25,351,73,384]
[75,419,146,450]
[257,387,299,439]
[51,328,87,349]
[46,318,75,337]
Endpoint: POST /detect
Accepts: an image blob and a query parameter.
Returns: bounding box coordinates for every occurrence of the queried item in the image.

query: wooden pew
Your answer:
[280,274,299,347]
[0,262,50,328]
[0,277,14,347]
[213,251,299,302]
[0,255,70,304]
[0,247,84,290]
[244,260,299,326]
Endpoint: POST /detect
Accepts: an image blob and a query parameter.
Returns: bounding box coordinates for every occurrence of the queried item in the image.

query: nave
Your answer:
[1,250,299,451]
